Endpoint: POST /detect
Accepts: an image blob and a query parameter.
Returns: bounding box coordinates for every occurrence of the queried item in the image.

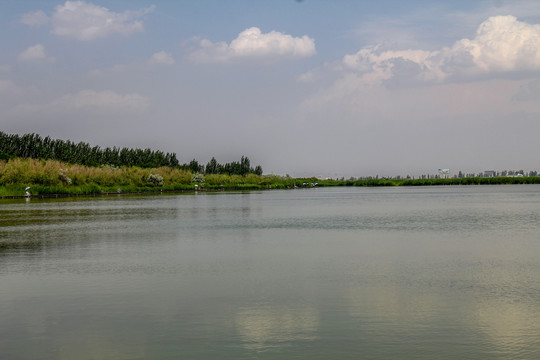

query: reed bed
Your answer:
[0,158,283,196]
[2,158,540,198]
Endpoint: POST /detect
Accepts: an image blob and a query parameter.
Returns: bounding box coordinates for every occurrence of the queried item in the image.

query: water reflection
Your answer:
[346,285,441,324]
[235,305,320,351]
[344,256,540,359]
[475,300,540,357]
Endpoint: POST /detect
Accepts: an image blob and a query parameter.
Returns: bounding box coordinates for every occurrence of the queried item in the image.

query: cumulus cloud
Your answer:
[18,44,55,63]
[341,15,540,85]
[49,1,154,41]
[190,27,316,63]
[20,10,49,26]
[149,51,174,65]
[342,46,441,84]
[449,15,540,73]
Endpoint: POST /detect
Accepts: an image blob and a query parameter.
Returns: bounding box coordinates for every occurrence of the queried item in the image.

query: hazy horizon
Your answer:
[2,1,540,178]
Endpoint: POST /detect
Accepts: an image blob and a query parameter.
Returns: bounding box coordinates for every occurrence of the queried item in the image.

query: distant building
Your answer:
[483,170,496,177]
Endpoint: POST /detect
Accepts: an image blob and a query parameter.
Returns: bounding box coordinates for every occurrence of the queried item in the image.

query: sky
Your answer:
[1,0,540,178]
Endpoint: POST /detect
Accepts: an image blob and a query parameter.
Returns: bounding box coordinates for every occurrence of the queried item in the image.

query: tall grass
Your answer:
[0,158,284,196]
[3,158,540,198]
[0,158,193,188]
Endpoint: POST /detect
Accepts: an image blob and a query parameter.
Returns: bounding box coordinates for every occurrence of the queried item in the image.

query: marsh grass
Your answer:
[0,158,192,187]
[2,158,540,198]
[0,158,284,196]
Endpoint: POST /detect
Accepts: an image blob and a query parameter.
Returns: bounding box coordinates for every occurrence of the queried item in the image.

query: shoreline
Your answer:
[3,178,540,200]
[0,188,245,200]
[3,157,540,200]
[0,185,276,200]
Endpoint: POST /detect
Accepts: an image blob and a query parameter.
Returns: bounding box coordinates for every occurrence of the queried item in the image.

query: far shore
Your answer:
[3,176,540,200]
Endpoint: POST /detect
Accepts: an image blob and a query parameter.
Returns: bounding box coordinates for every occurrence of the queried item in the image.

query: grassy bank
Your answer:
[0,158,312,197]
[2,158,540,198]
[338,176,540,187]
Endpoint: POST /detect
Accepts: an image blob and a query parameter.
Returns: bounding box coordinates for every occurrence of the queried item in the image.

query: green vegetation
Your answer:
[1,132,540,198]
[1,157,540,198]
[0,131,263,197]
[0,157,303,197]
[204,156,263,176]
[398,176,540,186]
[316,177,540,187]
[186,156,262,176]
[0,131,263,176]
[0,131,179,168]
[0,157,190,194]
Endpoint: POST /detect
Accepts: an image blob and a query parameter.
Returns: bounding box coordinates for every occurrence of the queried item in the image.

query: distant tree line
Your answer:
[0,131,263,175]
[0,131,179,168]
[185,156,263,176]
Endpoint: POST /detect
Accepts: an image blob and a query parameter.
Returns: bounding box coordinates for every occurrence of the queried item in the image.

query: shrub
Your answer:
[191,173,205,186]
[147,173,164,187]
[58,168,72,185]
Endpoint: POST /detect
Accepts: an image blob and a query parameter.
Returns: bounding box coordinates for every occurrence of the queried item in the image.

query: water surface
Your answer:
[1,186,540,359]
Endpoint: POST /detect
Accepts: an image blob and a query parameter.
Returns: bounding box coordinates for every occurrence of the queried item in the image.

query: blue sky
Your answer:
[1,1,540,177]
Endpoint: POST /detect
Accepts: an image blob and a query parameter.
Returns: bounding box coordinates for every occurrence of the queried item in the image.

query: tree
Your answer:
[205,157,219,174]
[240,156,250,176]
[0,131,182,169]
[188,159,204,173]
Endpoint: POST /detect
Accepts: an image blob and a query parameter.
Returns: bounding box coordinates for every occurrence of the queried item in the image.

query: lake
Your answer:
[1,185,540,359]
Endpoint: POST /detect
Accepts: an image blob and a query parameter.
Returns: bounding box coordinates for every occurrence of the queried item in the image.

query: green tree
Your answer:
[188,159,204,173]
[205,157,220,174]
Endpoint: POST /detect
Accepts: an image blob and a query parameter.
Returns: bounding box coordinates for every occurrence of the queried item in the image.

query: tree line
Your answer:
[186,156,263,176]
[0,131,263,175]
[0,131,179,168]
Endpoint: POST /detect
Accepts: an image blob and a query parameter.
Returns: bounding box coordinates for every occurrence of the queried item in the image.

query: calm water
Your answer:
[1,186,540,359]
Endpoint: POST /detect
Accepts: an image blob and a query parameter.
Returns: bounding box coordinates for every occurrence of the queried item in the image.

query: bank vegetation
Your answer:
[1,132,540,198]
[2,157,540,198]
[0,157,303,197]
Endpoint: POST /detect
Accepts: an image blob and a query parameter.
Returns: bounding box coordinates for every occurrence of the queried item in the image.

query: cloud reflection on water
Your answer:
[235,305,320,351]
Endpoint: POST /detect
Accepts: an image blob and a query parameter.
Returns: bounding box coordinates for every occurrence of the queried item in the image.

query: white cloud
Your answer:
[20,10,49,26]
[149,51,174,65]
[284,14,540,176]
[50,1,155,41]
[18,44,55,63]
[342,46,441,84]
[190,27,316,63]
[449,15,540,73]
[341,16,540,85]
